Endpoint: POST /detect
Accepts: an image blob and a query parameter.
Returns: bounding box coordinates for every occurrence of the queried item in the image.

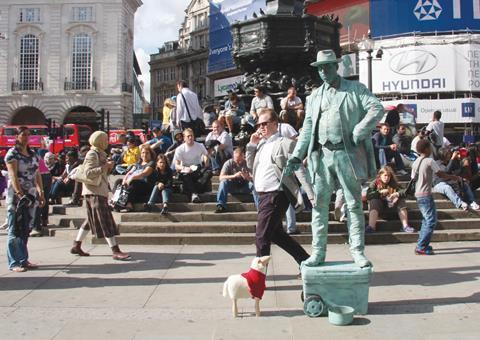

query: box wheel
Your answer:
[303,295,325,317]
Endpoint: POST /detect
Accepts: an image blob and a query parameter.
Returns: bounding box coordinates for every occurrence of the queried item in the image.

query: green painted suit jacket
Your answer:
[292,78,384,182]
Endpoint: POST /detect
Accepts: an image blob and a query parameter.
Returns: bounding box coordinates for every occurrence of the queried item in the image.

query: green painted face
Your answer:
[317,63,338,84]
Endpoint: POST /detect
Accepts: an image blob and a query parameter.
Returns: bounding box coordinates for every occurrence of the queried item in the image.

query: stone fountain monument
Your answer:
[231,0,341,97]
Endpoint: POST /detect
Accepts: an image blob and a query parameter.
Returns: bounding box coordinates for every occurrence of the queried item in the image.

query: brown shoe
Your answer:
[112,252,132,261]
[25,261,38,269]
[111,245,131,261]
[70,241,90,256]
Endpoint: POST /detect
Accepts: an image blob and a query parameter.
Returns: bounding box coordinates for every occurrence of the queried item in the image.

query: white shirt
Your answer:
[175,87,203,126]
[253,133,281,192]
[426,120,444,146]
[173,142,208,167]
[250,95,274,114]
[278,123,298,139]
[280,96,302,110]
[205,130,233,155]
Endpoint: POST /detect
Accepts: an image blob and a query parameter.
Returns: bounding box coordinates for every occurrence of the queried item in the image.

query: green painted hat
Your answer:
[310,49,340,67]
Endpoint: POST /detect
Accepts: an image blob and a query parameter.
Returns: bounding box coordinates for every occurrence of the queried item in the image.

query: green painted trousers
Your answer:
[310,148,365,261]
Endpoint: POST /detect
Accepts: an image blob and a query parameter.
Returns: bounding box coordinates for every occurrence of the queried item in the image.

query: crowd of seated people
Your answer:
[362,107,480,234]
[23,93,480,246]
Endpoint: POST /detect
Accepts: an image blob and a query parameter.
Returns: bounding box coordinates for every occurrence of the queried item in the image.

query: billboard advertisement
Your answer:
[382,98,480,124]
[208,0,266,74]
[371,0,480,38]
[213,75,244,97]
[359,43,480,93]
[306,0,369,44]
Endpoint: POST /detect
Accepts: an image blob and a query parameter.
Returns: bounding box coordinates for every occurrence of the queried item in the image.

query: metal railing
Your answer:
[11,80,43,92]
[121,82,133,93]
[64,78,97,91]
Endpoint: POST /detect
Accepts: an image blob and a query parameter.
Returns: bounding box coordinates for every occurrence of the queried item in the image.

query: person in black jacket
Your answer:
[384,108,400,135]
[372,123,407,175]
[144,154,173,214]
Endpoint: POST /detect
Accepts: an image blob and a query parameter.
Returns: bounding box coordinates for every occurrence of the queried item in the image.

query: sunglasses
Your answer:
[255,121,270,129]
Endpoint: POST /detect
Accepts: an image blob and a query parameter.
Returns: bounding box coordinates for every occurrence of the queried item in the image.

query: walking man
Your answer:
[246,109,313,265]
[285,49,384,268]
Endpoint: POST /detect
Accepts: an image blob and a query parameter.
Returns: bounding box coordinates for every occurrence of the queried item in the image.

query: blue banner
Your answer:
[370,0,480,38]
[208,0,266,73]
[462,102,476,117]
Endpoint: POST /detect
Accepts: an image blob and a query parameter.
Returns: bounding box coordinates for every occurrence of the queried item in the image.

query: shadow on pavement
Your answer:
[0,251,258,290]
[371,265,480,287]
[268,285,302,291]
[433,246,480,255]
[369,292,480,315]
[259,309,305,317]
[351,317,372,326]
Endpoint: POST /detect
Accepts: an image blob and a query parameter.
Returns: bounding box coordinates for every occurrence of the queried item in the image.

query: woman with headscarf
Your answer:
[70,131,130,260]
[44,152,63,177]
[5,126,45,272]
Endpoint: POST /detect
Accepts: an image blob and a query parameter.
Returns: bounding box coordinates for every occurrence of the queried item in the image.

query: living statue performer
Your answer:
[284,49,384,268]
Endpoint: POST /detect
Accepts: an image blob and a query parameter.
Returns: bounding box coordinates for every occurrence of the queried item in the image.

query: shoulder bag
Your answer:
[70,151,102,186]
[405,157,426,197]
[180,93,205,137]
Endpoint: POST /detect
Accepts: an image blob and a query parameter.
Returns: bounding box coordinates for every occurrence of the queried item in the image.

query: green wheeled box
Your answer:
[301,261,373,317]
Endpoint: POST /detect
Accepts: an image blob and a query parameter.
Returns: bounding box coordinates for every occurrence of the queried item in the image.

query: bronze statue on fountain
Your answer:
[231,0,341,100]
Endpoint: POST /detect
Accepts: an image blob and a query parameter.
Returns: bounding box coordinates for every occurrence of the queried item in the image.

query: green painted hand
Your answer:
[284,156,302,177]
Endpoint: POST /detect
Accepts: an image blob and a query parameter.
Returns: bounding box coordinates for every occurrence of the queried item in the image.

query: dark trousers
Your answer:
[71,181,82,202]
[256,191,309,265]
[470,174,480,191]
[32,173,51,230]
[180,168,212,197]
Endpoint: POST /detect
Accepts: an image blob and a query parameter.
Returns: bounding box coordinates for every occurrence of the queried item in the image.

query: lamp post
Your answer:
[360,33,374,92]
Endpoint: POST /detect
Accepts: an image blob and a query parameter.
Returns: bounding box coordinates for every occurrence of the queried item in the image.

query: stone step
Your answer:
[128,200,465,212]
[95,228,480,245]
[49,199,466,217]
[210,180,427,191]
[120,209,479,223]
[138,191,480,204]
[117,218,480,234]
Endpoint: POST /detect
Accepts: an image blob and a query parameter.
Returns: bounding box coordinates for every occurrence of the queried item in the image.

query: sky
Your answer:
[134,0,191,102]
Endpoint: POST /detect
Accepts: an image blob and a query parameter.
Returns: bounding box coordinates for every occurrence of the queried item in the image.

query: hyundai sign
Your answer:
[208,0,266,73]
[370,0,480,38]
[359,43,480,93]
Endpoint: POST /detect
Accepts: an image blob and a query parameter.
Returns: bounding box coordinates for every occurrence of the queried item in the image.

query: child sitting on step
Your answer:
[365,166,414,233]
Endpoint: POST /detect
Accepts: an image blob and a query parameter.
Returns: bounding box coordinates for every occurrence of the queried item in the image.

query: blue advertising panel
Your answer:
[370,0,480,38]
[462,102,476,117]
[208,0,266,73]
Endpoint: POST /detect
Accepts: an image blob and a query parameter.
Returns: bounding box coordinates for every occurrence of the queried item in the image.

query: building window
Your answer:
[19,34,40,90]
[19,8,40,22]
[72,7,93,22]
[71,33,92,90]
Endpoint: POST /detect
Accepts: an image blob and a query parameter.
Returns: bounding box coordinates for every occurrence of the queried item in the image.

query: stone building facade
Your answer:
[0,0,143,129]
[149,0,210,115]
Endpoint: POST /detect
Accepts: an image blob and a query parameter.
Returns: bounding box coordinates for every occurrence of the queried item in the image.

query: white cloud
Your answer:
[134,0,191,102]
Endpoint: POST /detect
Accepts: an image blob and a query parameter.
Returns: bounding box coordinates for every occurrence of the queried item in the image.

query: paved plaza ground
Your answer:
[0,234,479,339]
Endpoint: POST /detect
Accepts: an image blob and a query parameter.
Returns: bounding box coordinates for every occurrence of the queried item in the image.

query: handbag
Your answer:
[405,157,426,197]
[70,155,102,186]
[111,184,129,209]
[180,93,205,137]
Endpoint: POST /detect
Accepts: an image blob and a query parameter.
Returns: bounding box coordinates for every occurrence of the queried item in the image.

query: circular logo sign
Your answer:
[389,50,438,75]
